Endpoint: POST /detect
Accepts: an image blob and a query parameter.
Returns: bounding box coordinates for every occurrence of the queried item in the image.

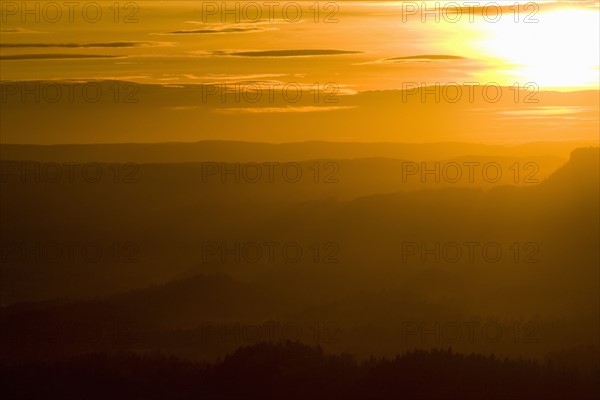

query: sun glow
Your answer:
[474,8,600,89]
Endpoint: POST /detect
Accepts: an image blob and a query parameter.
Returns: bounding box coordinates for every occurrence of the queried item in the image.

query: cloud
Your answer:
[498,106,594,119]
[183,73,289,81]
[0,27,46,34]
[0,54,121,60]
[156,21,288,35]
[163,26,275,35]
[362,55,466,65]
[388,55,464,62]
[426,3,546,17]
[183,19,296,25]
[214,106,357,114]
[0,42,170,48]
[200,49,362,58]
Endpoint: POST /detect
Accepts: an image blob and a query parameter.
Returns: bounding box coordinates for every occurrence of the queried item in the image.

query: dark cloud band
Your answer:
[210,49,361,57]
[0,54,120,60]
[1,42,154,48]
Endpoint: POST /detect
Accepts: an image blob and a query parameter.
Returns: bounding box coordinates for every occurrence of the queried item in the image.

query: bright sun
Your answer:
[474,7,600,89]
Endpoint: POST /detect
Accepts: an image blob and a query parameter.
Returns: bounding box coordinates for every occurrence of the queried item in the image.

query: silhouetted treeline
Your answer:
[2,341,598,400]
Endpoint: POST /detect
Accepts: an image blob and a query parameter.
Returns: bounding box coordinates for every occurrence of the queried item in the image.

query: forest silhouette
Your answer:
[2,341,598,399]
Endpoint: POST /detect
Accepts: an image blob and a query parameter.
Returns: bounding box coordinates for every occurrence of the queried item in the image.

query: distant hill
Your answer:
[0,140,589,163]
[0,149,598,364]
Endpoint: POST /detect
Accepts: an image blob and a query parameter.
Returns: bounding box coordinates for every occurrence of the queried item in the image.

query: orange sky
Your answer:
[1,1,598,144]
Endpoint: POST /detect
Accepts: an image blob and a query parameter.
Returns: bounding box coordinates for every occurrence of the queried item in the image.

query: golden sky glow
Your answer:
[1,1,599,143]
[469,7,600,88]
[1,1,597,88]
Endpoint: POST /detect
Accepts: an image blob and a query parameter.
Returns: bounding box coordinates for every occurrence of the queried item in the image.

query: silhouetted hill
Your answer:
[109,274,286,328]
[1,342,598,400]
[541,147,600,193]
[0,140,587,163]
[1,148,597,363]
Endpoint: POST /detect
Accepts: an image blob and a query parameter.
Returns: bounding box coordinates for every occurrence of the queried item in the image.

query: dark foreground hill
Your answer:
[1,341,598,400]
